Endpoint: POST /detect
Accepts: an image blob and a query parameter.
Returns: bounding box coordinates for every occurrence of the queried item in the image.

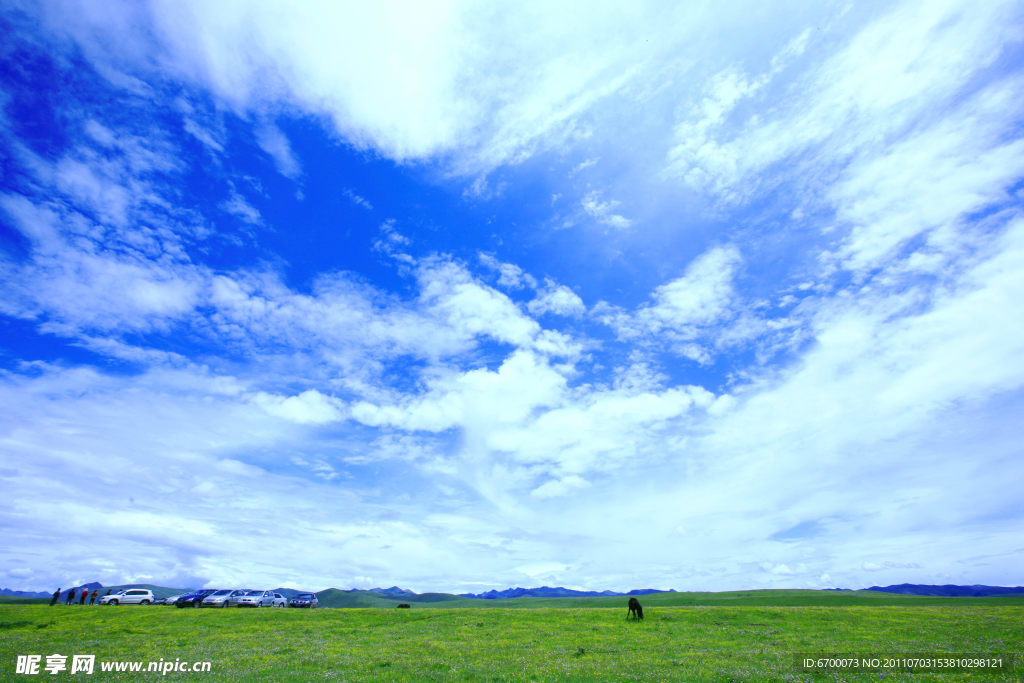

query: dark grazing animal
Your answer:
[396,603,411,608]
[626,597,643,621]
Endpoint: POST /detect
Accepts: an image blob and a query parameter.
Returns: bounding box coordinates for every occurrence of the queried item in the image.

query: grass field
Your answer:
[1,595,1020,680]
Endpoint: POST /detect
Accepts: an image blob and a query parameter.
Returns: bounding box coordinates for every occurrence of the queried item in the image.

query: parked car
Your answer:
[175,589,217,608]
[225,589,255,607]
[235,590,281,608]
[202,589,244,608]
[100,589,155,605]
[288,592,319,608]
[160,594,186,605]
[254,591,287,608]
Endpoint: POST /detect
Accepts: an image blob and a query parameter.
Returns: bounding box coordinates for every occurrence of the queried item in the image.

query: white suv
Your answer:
[100,589,155,605]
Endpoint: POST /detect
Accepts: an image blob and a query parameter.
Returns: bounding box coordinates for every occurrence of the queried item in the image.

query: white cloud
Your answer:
[762,562,806,577]
[862,561,921,572]
[531,475,588,499]
[580,191,631,228]
[69,334,188,366]
[219,187,263,225]
[664,28,811,200]
[290,456,340,481]
[665,0,1021,206]
[49,141,173,229]
[596,245,742,361]
[488,382,712,473]
[342,187,373,210]
[477,252,537,290]
[372,220,412,262]
[462,174,508,201]
[255,122,301,179]
[569,157,598,176]
[253,389,344,424]
[527,279,585,317]
[140,0,472,161]
[416,258,540,351]
[644,245,741,329]
[182,116,225,153]
[351,349,566,434]
[0,195,204,331]
[486,215,1024,590]
[828,75,1024,273]
[36,0,776,174]
[0,121,567,375]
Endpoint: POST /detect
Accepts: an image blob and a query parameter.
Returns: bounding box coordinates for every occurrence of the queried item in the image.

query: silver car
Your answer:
[235,590,281,608]
[202,589,243,607]
[100,589,155,605]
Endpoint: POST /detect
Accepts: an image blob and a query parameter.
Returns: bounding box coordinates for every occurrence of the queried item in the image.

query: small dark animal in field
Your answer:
[396,603,411,608]
[626,597,643,621]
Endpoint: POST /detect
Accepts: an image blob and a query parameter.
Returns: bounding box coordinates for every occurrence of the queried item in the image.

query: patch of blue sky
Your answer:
[770,520,825,542]
[0,318,116,372]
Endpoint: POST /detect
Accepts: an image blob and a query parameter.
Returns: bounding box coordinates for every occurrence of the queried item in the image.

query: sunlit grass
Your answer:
[1,602,1020,680]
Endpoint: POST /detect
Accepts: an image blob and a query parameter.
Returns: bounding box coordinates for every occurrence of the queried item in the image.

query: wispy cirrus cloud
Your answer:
[827,74,1024,273]
[31,0,832,174]
[580,191,632,229]
[341,187,373,211]
[255,122,302,180]
[477,252,537,290]
[664,0,1021,208]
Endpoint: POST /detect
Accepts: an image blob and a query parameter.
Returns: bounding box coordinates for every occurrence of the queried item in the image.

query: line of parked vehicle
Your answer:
[96,588,320,608]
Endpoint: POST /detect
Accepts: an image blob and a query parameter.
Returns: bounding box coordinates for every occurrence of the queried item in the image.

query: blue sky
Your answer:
[1,0,1022,593]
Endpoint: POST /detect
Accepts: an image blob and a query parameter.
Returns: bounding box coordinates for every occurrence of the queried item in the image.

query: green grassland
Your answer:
[0,596,47,605]
[1,593,1021,681]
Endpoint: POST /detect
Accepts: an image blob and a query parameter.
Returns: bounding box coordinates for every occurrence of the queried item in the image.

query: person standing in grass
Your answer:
[50,588,60,606]
[65,588,75,605]
[79,589,88,605]
[90,591,97,605]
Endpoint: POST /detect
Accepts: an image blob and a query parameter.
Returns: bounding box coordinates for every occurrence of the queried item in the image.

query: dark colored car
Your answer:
[175,589,217,608]
[288,592,319,608]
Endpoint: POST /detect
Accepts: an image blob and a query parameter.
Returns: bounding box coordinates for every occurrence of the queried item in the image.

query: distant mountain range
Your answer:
[0,587,51,599]
[368,586,418,598]
[456,586,674,599]
[0,582,104,600]
[865,583,1024,597]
